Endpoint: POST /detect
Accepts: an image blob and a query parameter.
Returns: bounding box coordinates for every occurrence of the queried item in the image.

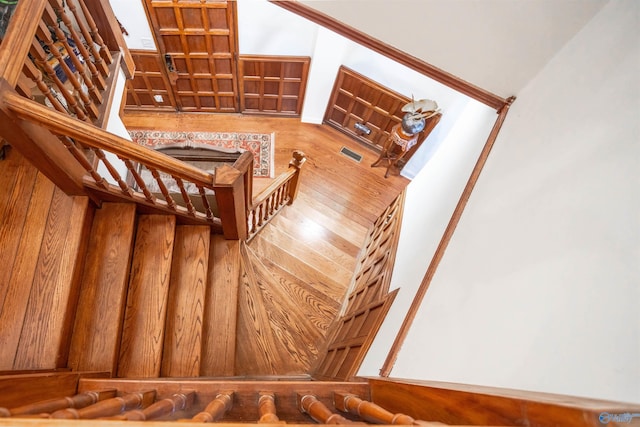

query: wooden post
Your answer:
[0,81,87,196]
[334,392,416,424]
[190,391,233,423]
[50,390,156,419]
[297,393,356,424]
[287,150,306,205]
[215,165,248,240]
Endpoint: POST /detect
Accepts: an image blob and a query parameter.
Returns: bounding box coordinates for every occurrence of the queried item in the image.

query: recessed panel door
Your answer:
[144,0,239,112]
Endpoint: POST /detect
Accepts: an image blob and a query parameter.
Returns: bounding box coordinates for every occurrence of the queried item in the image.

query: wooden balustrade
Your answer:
[247,150,306,240]
[107,392,194,421]
[334,392,418,425]
[258,392,281,423]
[0,390,116,418]
[298,394,358,425]
[49,390,156,419]
[190,391,233,423]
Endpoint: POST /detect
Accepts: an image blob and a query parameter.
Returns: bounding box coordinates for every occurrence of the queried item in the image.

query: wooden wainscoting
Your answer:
[238,55,310,116]
[324,66,411,152]
[124,50,177,111]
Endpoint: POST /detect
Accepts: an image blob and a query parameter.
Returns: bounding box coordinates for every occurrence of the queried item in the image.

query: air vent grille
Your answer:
[339,146,363,163]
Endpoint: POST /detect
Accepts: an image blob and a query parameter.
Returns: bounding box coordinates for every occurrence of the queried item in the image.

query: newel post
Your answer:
[214,164,248,240]
[287,150,306,205]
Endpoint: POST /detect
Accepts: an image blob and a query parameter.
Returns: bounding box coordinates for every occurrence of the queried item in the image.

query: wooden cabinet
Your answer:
[324,66,411,152]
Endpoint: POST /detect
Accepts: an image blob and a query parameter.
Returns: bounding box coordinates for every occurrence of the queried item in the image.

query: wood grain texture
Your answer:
[117,215,176,378]
[161,225,210,377]
[13,189,90,370]
[0,372,81,409]
[368,378,640,427]
[68,203,137,374]
[200,235,240,377]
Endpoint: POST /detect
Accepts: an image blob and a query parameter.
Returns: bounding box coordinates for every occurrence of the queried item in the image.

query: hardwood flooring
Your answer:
[123,112,409,375]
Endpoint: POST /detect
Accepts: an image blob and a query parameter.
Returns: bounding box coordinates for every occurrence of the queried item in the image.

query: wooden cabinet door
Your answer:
[142,0,239,112]
[324,66,410,151]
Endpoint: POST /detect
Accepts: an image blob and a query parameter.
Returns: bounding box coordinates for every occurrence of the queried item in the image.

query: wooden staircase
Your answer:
[68,206,241,378]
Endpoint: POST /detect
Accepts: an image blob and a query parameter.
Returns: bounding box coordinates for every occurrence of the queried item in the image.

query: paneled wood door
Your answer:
[238,55,310,116]
[324,66,411,152]
[142,0,239,112]
[125,50,177,110]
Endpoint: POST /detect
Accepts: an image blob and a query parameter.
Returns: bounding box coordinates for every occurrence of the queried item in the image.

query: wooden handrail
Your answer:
[1,90,213,186]
[0,0,48,87]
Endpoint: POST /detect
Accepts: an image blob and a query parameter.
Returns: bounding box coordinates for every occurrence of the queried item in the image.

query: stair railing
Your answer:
[247,150,306,241]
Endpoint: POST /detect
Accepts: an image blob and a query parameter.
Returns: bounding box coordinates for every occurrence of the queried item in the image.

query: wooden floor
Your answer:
[123,112,409,375]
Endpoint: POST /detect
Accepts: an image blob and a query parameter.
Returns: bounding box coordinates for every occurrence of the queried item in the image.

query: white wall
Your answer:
[299,0,608,98]
[367,0,639,403]
[110,0,156,50]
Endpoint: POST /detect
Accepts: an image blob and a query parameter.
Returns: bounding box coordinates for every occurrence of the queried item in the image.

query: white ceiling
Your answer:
[298,0,609,98]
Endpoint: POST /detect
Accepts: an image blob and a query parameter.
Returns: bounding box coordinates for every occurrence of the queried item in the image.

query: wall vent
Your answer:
[340,146,363,163]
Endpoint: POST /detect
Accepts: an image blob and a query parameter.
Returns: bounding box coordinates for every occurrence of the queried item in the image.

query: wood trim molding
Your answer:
[380,96,516,377]
[269,0,508,111]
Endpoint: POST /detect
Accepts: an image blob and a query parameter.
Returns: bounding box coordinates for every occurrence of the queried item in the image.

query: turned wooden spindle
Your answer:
[149,167,177,210]
[298,394,357,425]
[108,392,194,421]
[22,60,67,113]
[0,390,115,418]
[123,158,156,203]
[30,39,88,121]
[174,176,197,216]
[258,392,281,424]
[36,22,99,119]
[49,0,106,91]
[58,136,107,189]
[334,393,417,425]
[197,186,214,220]
[190,391,233,423]
[92,148,133,196]
[50,391,156,419]
[76,0,113,65]
[48,16,102,105]
[66,0,109,77]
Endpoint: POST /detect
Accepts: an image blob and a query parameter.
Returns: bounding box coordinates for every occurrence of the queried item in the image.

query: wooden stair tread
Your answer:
[161,225,210,377]
[13,188,91,370]
[0,172,54,370]
[68,203,137,374]
[118,215,176,378]
[200,234,240,377]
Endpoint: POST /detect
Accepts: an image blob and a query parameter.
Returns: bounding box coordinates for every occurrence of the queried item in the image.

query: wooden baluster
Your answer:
[298,394,357,425]
[258,392,281,424]
[48,13,103,105]
[36,21,99,119]
[58,136,107,189]
[30,38,89,121]
[197,186,214,220]
[108,392,194,421]
[123,158,156,203]
[0,390,116,418]
[174,176,196,216]
[49,0,106,91]
[50,390,156,419]
[190,391,233,423]
[66,0,109,77]
[149,167,177,210]
[334,393,417,425]
[76,0,113,65]
[22,60,67,113]
[92,148,133,196]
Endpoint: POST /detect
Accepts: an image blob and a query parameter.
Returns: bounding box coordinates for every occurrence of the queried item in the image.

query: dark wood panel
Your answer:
[324,66,410,151]
[239,55,310,116]
[144,0,239,112]
[0,372,81,409]
[124,50,177,110]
